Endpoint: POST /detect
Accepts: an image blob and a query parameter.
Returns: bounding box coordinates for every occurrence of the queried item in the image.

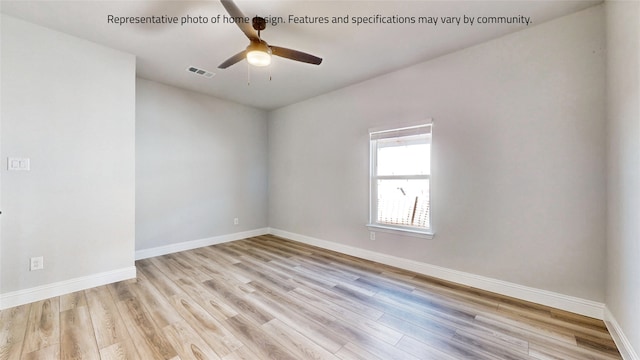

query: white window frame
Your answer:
[367,121,434,239]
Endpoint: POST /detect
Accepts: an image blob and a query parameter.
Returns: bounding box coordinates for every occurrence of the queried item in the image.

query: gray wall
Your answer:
[268,6,606,301]
[135,78,268,251]
[1,15,136,293]
[605,0,640,355]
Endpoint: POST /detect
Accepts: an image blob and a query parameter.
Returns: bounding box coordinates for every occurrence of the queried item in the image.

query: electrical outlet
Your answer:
[234,217,239,225]
[369,231,376,241]
[30,256,44,271]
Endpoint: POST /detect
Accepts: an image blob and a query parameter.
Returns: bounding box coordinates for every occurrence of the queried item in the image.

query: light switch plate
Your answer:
[8,158,30,171]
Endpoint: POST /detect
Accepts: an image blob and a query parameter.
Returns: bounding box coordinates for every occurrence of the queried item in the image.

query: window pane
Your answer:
[377,179,430,229]
[377,141,430,176]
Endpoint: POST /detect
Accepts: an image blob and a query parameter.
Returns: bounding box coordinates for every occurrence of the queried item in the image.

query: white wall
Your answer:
[135,78,268,253]
[1,15,136,300]
[269,6,606,302]
[605,0,640,357]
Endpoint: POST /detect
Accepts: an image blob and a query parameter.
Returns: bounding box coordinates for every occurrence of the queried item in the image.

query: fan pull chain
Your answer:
[258,27,271,81]
[247,61,251,86]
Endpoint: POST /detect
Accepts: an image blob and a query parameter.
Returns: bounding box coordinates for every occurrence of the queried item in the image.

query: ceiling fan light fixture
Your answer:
[246,42,272,67]
[247,50,271,66]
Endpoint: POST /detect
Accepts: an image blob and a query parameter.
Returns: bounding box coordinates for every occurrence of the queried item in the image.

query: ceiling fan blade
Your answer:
[271,46,323,65]
[218,50,246,69]
[220,0,259,42]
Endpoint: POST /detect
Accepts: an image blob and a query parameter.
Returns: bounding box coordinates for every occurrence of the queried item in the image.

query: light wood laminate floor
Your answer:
[0,235,622,359]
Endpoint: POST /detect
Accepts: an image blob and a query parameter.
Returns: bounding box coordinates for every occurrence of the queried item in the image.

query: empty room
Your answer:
[1,0,638,359]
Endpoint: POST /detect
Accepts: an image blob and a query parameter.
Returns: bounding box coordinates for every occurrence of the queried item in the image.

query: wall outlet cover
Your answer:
[30,256,44,271]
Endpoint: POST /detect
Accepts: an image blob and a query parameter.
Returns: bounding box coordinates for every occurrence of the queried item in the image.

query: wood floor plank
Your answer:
[85,286,128,349]
[137,259,188,298]
[106,279,137,303]
[380,311,500,360]
[550,308,609,330]
[0,303,29,360]
[115,296,177,359]
[201,279,273,326]
[375,286,513,346]
[252,277,335,321]
[175,277,239,320]
[221,345,261,360]
[98,342,136,360]
[232,260,296,293]
[20,344,60,360]
[127,271,184,329]
[198,246,241,267]
[476,313,579,345]
[528,342,586,360]
[295,257,361,283]
[374,285,482,325]
[238,238,302,267]
[397,335,481,360]
[411,282,502,311]
[85,286,139,359]
[454,323,530,353]
[0,235,623,360]
[165,253,213,283]
[334,342,383,360]
[475,314,621,360]
[497,302,617,342]
[452,329,535,360]
[168,294,243,358]
[0,341,22,360]
[59,291,87,312]
[289,278,384,321]
[336,331,420,360]
[224,314,298,360]
[191,248,252,285]
[261,319,340,360]
[162,320,222,360]
[289,262,339,288]
[60,306,100,359]
[178,251,254,292]
[576,334,622,357]
[252,276,418,360]
[22,298,60,354]
[249,278,400,358]
[147,256,190,282]
[245,288,346,353]
[287,286,403,346]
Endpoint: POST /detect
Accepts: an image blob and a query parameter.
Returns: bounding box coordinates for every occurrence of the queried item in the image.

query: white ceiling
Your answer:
[1,0,600,110]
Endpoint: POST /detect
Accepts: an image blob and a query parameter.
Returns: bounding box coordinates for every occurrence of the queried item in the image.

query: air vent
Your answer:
[186,66,215,78]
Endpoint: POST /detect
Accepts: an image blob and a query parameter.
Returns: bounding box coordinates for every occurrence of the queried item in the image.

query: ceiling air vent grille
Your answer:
[186,66,215,78]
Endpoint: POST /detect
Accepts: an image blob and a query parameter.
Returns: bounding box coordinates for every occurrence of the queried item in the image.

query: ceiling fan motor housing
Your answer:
[252,16,267,31]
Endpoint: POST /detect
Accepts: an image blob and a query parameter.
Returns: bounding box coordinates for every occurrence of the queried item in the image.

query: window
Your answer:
[369,123,432,236]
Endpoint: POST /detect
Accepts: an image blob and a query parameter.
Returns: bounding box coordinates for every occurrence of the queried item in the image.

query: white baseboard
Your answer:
[0,227,609,324]
[0,228,269,310]
[135,228,270,260]
[605,307,640,360]
[268,228,606,320]
[0,266,136,310]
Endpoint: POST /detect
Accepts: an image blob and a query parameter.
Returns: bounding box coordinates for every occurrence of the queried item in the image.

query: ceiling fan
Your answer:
[218,0,323,69]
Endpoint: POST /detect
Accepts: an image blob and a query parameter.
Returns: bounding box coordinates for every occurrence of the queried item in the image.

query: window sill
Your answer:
[366,224,434,239]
